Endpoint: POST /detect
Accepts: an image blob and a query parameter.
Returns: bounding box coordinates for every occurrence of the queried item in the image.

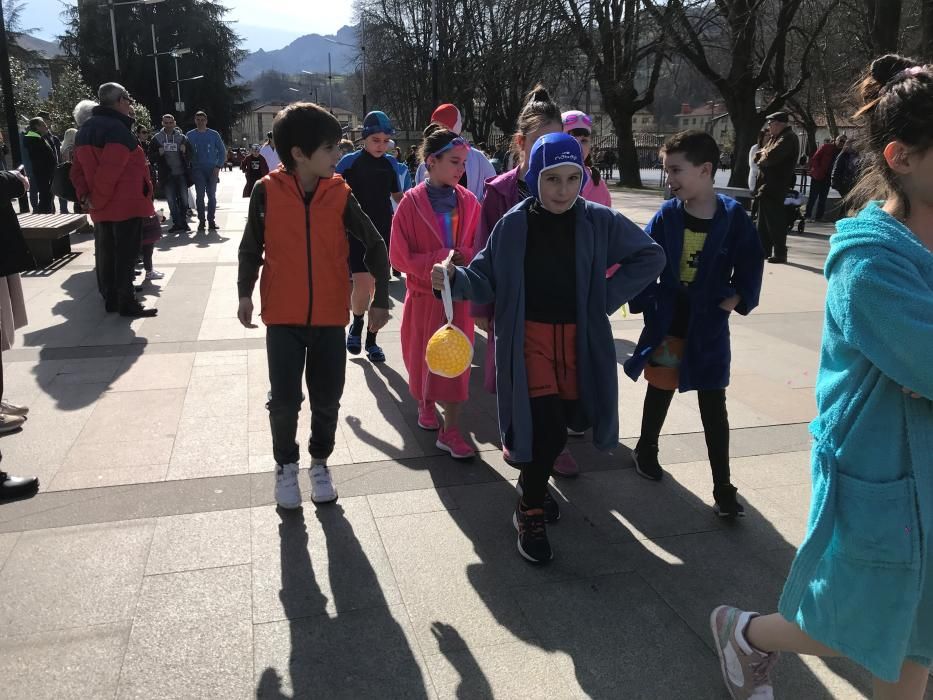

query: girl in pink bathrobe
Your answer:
[390,126,481,460]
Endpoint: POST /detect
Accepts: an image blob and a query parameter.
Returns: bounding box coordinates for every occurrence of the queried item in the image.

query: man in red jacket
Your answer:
[71,82,157,318]
[804,134,846,222]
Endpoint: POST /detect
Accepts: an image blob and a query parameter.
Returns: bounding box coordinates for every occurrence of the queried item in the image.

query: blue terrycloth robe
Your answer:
[777,202,933,682]
[623,195,764,391]
[449,197,666,463]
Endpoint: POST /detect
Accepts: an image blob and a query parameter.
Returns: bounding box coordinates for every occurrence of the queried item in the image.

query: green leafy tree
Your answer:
[60,0,249,139]
[6,56,40,121]
[43,62,94,130]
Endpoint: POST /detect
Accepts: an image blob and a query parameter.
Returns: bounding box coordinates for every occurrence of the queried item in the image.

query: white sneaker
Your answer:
[274,462,302,509]
[0,400,28,417]
[145,269,165,280]
[309,463,338,503]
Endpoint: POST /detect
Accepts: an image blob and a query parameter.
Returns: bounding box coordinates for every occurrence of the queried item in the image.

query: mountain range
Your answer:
[17,25,359,82]
[235,25,359,81]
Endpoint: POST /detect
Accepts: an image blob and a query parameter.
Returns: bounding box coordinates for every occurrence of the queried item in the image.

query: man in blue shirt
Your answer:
[185,110,226,232]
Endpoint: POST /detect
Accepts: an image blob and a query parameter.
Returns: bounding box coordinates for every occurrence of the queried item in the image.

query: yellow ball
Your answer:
[425,324,473,378]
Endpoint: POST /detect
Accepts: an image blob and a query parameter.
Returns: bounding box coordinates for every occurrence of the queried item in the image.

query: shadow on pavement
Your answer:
[255,506,430,699]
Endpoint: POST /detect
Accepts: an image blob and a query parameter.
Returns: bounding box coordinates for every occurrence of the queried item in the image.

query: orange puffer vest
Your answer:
[259,170,351,326]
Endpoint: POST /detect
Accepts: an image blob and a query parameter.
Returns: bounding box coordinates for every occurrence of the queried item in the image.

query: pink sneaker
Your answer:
[436,427,476,459]
[552,447,579,478]
[418,402,440,431]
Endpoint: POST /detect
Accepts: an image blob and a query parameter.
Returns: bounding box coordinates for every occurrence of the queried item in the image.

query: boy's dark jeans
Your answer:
[266,325,346,465]
[638,384,731,486]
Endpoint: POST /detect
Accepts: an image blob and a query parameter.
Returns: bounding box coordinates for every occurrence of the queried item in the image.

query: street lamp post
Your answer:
[106,0,165,72]
[325,23,367,115]
[301,70,322,106]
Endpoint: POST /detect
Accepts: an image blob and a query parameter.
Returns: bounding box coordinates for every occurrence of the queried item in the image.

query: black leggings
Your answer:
[639,384,731,486]
[141,243,154,272]
[517,396,577,507]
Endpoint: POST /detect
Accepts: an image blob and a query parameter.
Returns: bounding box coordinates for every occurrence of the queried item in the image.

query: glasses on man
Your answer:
[429,136,470,158]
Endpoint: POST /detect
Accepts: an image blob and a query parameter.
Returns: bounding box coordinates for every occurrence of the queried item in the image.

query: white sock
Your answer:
[735,611,764,656]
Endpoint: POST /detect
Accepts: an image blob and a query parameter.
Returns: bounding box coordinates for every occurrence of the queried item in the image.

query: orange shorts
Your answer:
[524,321,578,399]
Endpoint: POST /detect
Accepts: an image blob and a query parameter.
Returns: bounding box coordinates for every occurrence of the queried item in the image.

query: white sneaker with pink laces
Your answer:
[436,427,476,459]
[710,605,780,699]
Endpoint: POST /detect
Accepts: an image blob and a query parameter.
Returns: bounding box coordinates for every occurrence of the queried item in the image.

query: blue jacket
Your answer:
[450,197,666,462]
[185,128,226,169]
[778,203,933,682]
[623,195,764,391]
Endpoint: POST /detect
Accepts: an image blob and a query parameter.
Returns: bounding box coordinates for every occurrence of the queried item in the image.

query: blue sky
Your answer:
[16,0,354,52]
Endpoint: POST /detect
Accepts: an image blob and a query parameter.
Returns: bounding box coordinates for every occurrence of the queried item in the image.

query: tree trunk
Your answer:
[724,96,764,188]
[922,0,933,60]
[864,0,902,54]
[604,96,643,188]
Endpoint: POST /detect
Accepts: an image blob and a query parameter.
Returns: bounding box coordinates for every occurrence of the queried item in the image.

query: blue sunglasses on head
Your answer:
[429,136,470,158]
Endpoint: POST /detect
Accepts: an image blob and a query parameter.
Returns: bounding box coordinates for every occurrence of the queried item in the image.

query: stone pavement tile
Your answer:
[135,565,252,623]
[513,572,725,697]
[729,450,812,489]
[181,374,249,418]
[0,475,250,533]
[0,622,132,700]
[45,356,125,386]
[191,349,248,377]
[728,372,818,425]
[0,531,20,570]
[48,463,170,491]
[443,480,636,589]
[0,519,155,637]
[553,469,720,543]
[117,615,253,700]
[146,509,251,575]
[367,486,457,519]
[109,351,195,391]
[404,585,536,664]
[250,497,402,624]
[63,436,175,471]
[76,387,186,444]
[425,639,583,700]
[166,415,249,480]
[198,316,266,341]
[253,604,433,700]
[621,532,873,698]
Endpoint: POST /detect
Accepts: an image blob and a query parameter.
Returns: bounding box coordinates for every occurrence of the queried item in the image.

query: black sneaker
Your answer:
[197,221,206,232]
[713,483,746,518]
[208,221,218,231]
[513,499,552,564]
[515,474,560,523]
[119,302,158,318]
[633,443,663,481]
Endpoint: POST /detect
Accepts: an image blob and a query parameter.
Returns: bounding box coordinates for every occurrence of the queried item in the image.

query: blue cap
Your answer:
[525,132,587,200]
[362,111,395,138]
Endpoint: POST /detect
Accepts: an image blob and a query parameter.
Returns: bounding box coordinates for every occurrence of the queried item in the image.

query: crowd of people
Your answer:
[0,50,930,698]
[231,53,932,699]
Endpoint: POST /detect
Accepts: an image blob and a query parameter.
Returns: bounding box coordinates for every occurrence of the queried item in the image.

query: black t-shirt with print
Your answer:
[670,211,712,338]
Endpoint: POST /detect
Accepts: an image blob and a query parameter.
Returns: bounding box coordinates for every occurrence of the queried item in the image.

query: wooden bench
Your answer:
[17,213,89,267]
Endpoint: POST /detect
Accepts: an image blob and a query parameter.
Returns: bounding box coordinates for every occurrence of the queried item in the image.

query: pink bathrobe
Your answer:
[389,182,481,404]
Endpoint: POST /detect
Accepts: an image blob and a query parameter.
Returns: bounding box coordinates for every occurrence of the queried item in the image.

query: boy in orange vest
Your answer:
[237,103,391,508]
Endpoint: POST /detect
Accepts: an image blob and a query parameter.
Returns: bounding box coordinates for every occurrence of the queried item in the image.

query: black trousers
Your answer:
[266,325,346,465]
[757,195,787,259]
[804,178,831,220]
[516,396,577,507]
[34,174,54,214]
[638,384,731,486]
[96,218,143,308]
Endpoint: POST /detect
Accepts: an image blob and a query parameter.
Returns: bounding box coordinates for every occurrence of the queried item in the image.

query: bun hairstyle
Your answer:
[511,84,562,165]
[419,123,459,166]
[849,54,933,217]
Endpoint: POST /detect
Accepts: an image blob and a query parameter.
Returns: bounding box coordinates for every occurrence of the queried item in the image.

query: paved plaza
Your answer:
[0,173,879,698]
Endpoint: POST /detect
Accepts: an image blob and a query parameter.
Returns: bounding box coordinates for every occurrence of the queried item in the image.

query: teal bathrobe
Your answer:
[778,202,933,682]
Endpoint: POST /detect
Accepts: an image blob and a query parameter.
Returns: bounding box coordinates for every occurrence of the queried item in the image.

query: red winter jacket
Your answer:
[71,106,155,223]
[808,143,839,182]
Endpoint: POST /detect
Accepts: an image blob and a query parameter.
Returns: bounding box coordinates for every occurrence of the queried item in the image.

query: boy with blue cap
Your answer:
[432,132,665,564]
[337,111,404,363]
